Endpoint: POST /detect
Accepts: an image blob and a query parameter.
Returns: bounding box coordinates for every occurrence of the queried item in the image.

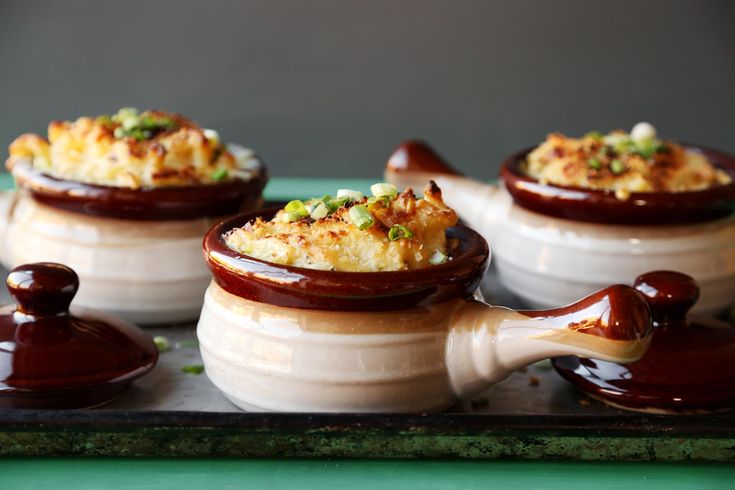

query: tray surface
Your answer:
[0,177,733,461]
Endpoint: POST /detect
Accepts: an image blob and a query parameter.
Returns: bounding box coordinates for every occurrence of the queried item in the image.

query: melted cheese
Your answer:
[6,110,259,189]
[225,182,458,272]
[525,131,730,197]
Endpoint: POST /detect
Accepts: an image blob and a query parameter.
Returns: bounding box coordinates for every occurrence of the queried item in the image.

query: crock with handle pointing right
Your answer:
[196,209,653,413]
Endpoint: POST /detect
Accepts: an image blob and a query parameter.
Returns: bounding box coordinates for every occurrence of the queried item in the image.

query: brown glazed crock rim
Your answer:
[203,208,490,311]
[500,143,735,225]
[9,146,268,221]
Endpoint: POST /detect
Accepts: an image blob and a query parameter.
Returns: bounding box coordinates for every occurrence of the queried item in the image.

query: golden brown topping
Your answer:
[524,123,730,198]
[225,181,458,271]
[6,108,260,189]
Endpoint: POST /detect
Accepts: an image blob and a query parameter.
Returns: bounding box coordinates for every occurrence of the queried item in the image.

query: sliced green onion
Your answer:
[388,224,414,241]
[610,159,626,174]
[211,167,229,181]
[284,199,308,214]
[153,336,170,352]
[336,189,363,201]
[310,201,328,220]
[282,211,305,222]
[429,250,448,265]
[587,157,602,170]
[181,364,205,375]
[348,205,374,230]
[203,128,221,144]
[635,138,658,159]
[326,197,349,212]
[655,143,670,154]
[370,182,398,198]
[584,131,603,140]
[113,127,127,139]
[112,107,139,122]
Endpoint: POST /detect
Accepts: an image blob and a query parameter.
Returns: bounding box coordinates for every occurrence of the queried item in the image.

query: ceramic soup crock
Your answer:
[197,209,653,413]
[0,145,267,324]
[385,141,735,314]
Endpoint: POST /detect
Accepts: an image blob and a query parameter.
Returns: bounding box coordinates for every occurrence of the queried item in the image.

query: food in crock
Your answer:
[7,108,257,188]
[198,206,653,412]
[224,182,456,271]
[525,122,731,200]
[385,139,735,314]
[1,108,267,324]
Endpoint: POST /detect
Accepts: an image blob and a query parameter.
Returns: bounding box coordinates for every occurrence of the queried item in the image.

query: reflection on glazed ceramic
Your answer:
[554,271,735,414]
[2,194,215,324]
[385,141,735,314]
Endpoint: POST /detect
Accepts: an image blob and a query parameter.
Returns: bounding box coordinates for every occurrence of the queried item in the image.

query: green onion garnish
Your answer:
[610,159,626,174]
[370,183,398,199]
[336,189,364,201]
[588,157,602,170]
[429,250,448,265]
[584,131,603,140]
[211,168,229,181]
[153,336,170,352]
[348,204,374,230]
[310,201,328,220]
[181,364,205,375]
[388,224,414,241]
[282,200,309,222]
[635,138,658,159]
[326,197,349,212]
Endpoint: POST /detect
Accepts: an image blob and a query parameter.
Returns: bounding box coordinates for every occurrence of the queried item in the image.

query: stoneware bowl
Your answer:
[0,145,267,324]
[196,209,653,413]
[385,141,735,314]
[0,263,158,408]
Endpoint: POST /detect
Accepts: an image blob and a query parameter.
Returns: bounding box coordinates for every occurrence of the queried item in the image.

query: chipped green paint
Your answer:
[1,429,734,461]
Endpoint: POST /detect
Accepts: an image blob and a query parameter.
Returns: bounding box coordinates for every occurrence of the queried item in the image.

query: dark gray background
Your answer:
[1,0,733,179]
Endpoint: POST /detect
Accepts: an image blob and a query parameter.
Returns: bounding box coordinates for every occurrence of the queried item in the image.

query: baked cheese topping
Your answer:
[6,108,260,189]
[224,181,458,271]
[525,122,731,200]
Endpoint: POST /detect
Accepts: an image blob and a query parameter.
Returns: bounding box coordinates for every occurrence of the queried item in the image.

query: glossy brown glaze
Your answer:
[386,140,462,176]
[522,285,652,342]
[553,271,735,413]
[501,145,735,225]
[0,263,158,409]
[203,208,490,311]
[11,157,267,221]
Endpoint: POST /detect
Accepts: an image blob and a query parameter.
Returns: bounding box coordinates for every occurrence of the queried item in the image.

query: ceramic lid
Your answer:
[0,263,158,408]
[553,270,735,414]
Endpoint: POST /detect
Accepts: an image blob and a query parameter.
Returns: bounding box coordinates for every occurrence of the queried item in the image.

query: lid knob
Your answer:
[7,263,79,316]
[633,271,699,327]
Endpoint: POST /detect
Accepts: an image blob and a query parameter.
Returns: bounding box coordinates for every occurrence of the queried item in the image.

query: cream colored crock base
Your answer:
[2,194,215,324]
[198,282,651,413]
[390,173,735,315]
[198,282,458,412]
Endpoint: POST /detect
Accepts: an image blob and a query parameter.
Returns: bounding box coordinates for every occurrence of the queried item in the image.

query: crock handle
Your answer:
[384,140,509,242]
[445,284,653,400]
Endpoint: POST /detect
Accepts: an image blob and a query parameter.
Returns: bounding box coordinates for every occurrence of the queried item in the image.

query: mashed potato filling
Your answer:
[525,122,731,200]
[225,181,458,272]
[6,108,255,189]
